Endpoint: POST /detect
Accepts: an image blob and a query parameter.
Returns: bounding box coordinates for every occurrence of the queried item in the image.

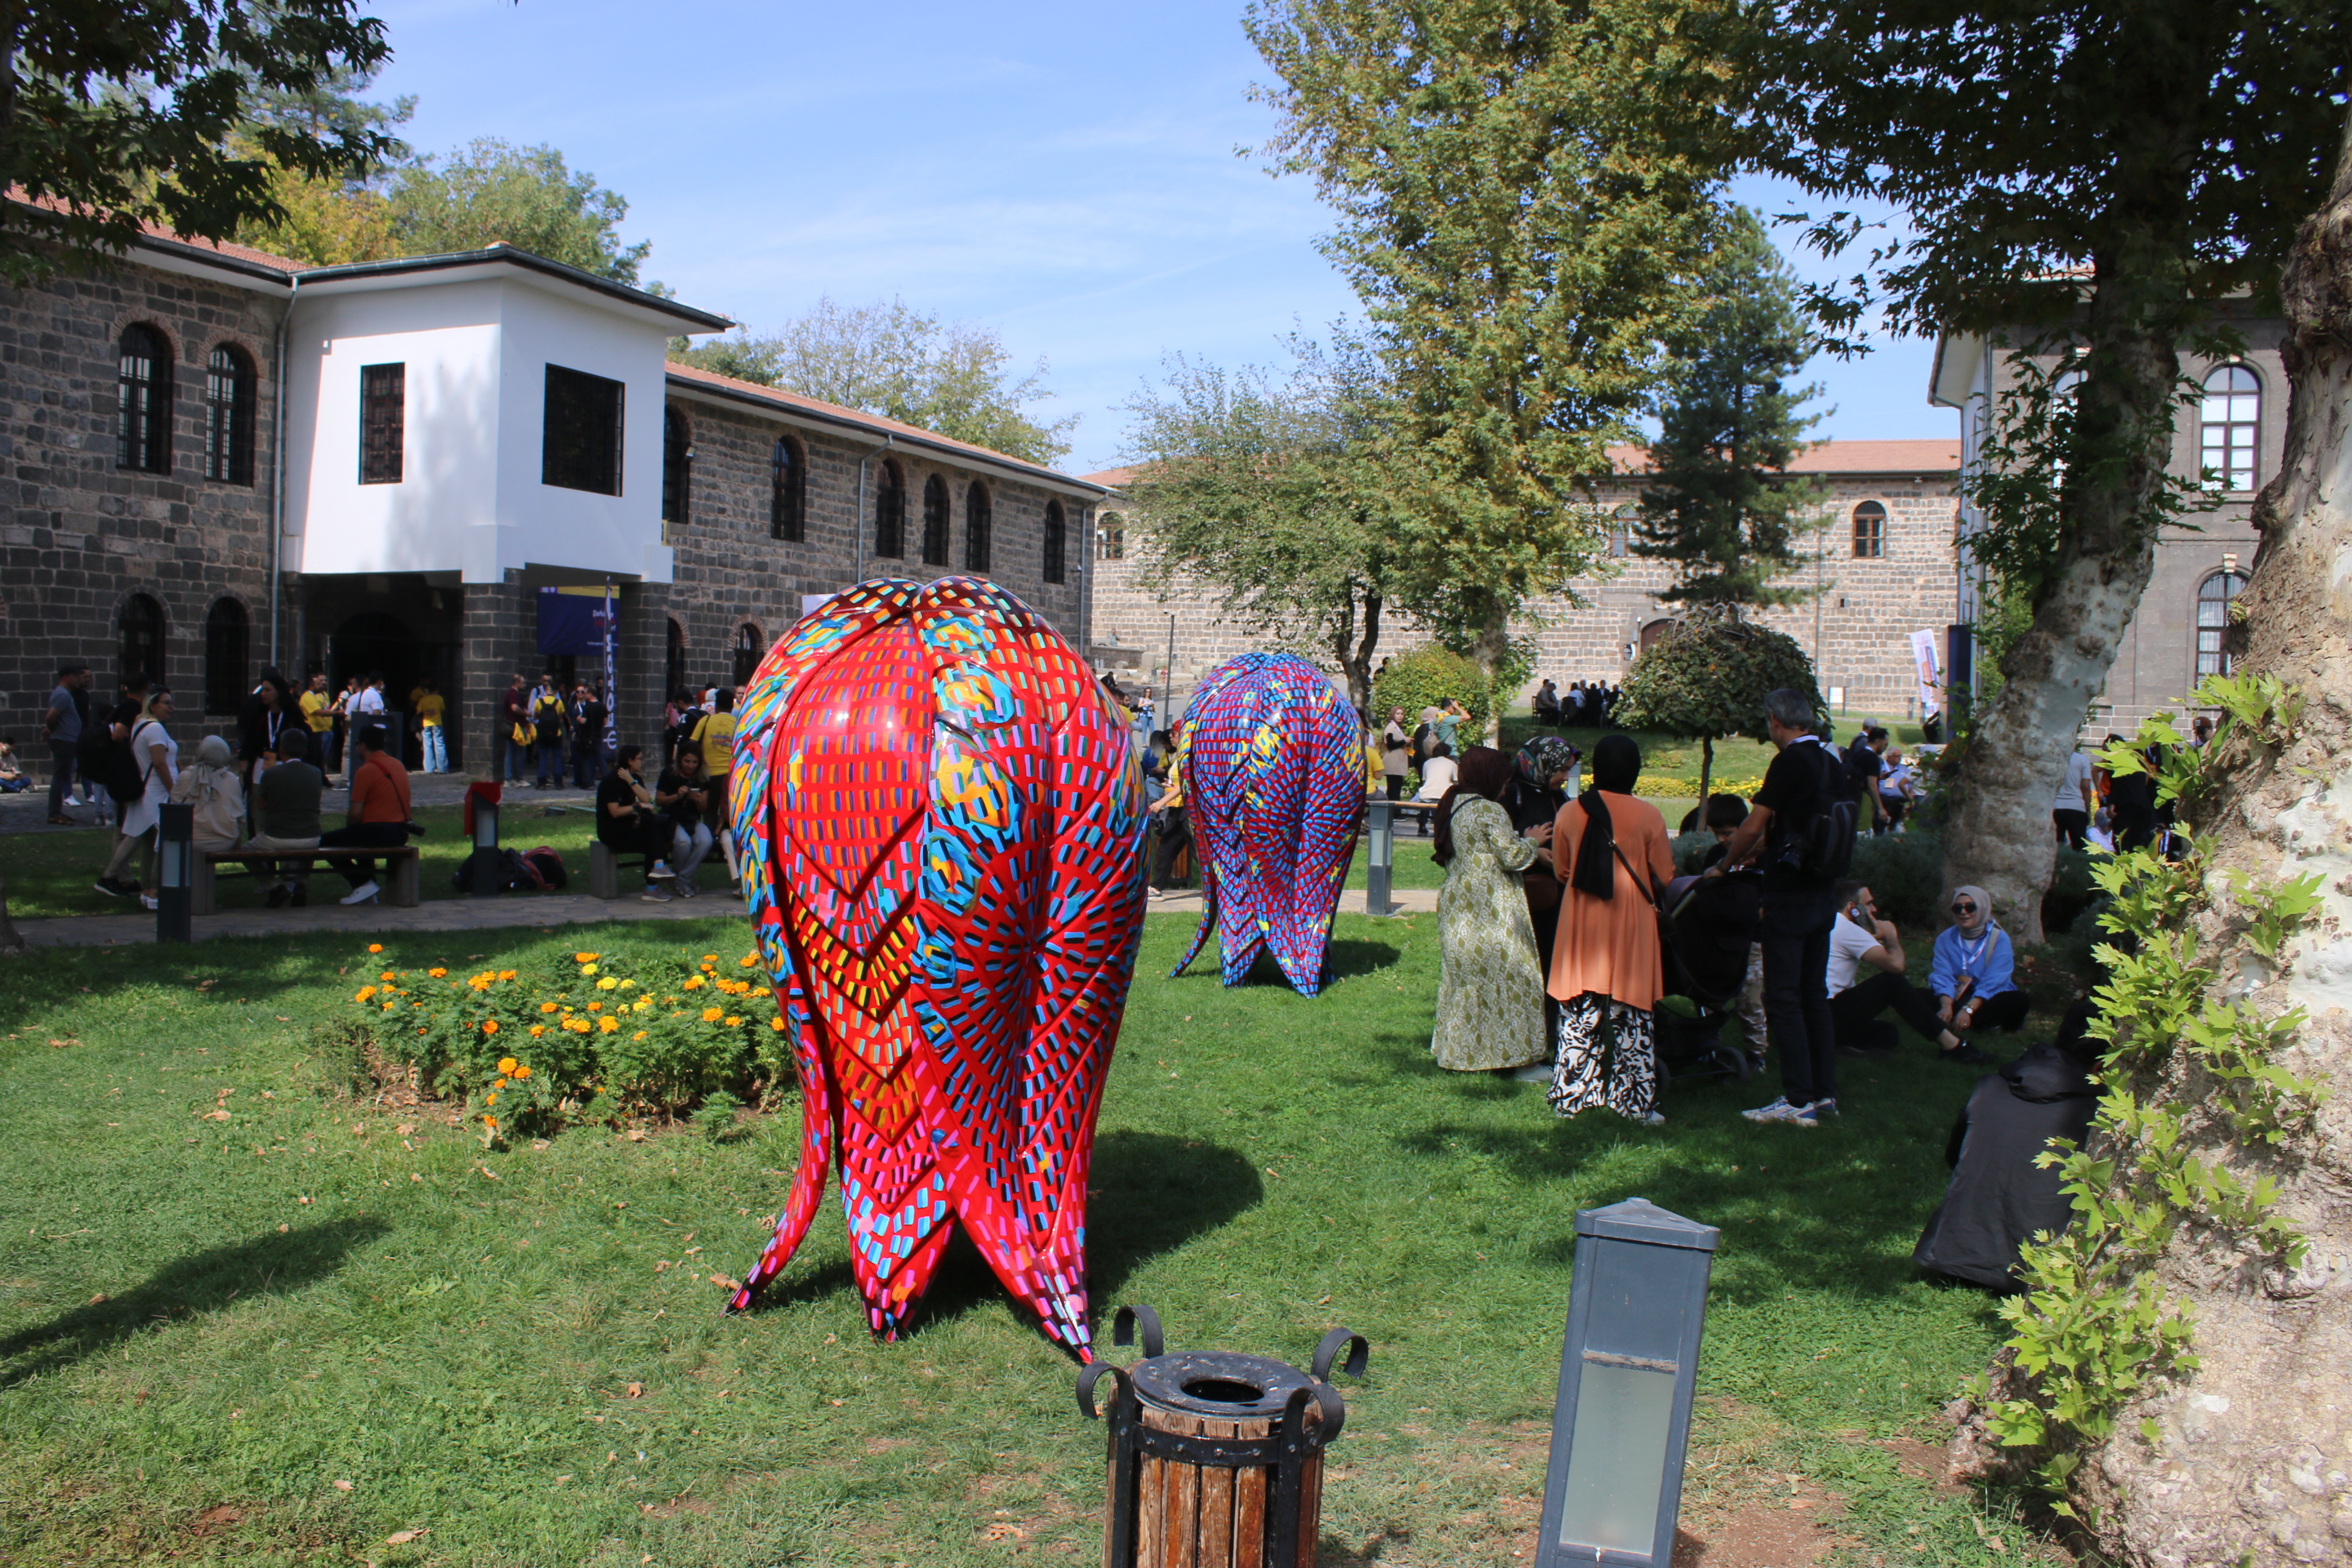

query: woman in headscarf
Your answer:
[1431,746,1552,1073]
[1930,885,2032,1047]
[1500,736,1581,959]
[1546,734,1676,1124]
[168,734,248,854]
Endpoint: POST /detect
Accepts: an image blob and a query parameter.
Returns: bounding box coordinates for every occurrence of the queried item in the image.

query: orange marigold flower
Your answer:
[367,944,383,954]
[355,986,377,1003]
[497,970,516,981]
[428,967,448,979]
[540,1001,558,1014]
[529,1024,547,1038]
[484,1115,497,1128]
[739,954,760,968]
[574,952,599,963]
[701,1006,723,1023]
[485,1091,498,1106]
[380,970,397,981]
[633,1031,648,1041]
[513,1063,531,1078]
[598,1017,619,1034]
[681,975,706,990]
[497,1056,519,1075]
[587,1002,602,1013]
[701,954,718,963]
[769,1017,787,1033]
[482,1020,500,1034]
[723,1016,742,1028]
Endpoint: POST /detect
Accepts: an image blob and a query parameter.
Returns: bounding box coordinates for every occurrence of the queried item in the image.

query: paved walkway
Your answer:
[6,881,1437,950]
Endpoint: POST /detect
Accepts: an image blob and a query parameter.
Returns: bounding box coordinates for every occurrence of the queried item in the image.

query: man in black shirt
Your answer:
[1846,726,1890,835]
[1708,687,1845,1126]
[596,745,676,901]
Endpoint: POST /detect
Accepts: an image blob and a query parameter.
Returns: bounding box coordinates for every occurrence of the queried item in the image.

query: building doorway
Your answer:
[329,611,456,770]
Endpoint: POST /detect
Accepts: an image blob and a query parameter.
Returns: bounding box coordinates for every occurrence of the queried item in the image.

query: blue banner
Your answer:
[536,587,614,656]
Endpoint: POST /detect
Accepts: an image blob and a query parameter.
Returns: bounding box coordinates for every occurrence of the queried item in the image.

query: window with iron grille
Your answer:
[2195,570,2248,678]
[2200,366,2260,492]
[543,364,625,495]
[770,434,806,541]
[1851,500,1886,558]
[874,459,906,558]
[204,598,250,715]
[117,324,172,473]
[658,404,689,521]
[203,345,255,485]
[1043,500,1066,583]
[1096,511,1125,560]
[965,482,992,572]
[1609,505,1632,557]
[360,362,406,484]
[921,475,950,565]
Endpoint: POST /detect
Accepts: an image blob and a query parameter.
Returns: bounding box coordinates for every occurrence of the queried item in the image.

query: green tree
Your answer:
[1121,346,1397,710]
[670,298,1075,466]
[387,138,649,284]
[1635,206,1829,609]
[1616,611,1819,801]
[228,58,411,266]
[1756,0,2351,942]
[1245,0,1745,678]
[0,0,395,283]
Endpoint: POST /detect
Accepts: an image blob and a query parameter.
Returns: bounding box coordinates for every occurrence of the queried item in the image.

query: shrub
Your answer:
[1848,825,1948,928]
[1373,645,1492,747]
[2041,846,2102,934]
[349,945,790,1145]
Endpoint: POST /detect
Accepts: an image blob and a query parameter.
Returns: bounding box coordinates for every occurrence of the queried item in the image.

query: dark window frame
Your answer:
[732,622,764,687]
[660,404,691,524]
[874,458,906,559]
[2195,569,2248,679]
[2200,364,2260,493]
[965,481,992,572]
[1043,499,1066,583]
[921,475,950,566]
[770,433,806,542]
[202,344,256,485]
[360,362,406,484]
[117,324,172,474]
[1851,500,1887,559]
[1096,510,1125,561]
[204,597,250,716]
[543,364,626,496]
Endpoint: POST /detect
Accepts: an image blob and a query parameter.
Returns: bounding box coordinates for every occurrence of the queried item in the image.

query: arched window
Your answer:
[1851,500,1887,558]
[1609,504,1633,558]
[2200,366,2260,492]
[1096,511,1126,561]
[203,344,255,485]
[665,617,687,702]
[921,475,950,566]
[770,434,806,542]
[117,324,172,473]
[119,593,165,686]
[965,482,992,571]
[873,458,906,558]
[732,623,763,687]
[662,406,691,527]
[204,598,249,714]
[2195,569,2248,679]
[1043,500,1066,583]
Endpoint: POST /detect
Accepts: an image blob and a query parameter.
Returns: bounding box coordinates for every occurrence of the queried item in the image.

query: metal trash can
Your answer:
[1079,1306,1368,1568]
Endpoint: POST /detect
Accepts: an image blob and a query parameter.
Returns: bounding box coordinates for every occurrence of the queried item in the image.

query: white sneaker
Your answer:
[647,860,675,880]
[1743,1096,1812,1124]
[1634,1110,1666,1127]
[139,893,159,911]
[340,881,380,905]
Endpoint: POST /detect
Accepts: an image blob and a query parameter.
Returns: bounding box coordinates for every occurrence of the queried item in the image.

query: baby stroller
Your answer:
[1651,869,1765,1083]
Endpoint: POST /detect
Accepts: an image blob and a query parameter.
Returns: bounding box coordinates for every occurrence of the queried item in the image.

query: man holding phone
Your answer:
[1825,881,1985,1063]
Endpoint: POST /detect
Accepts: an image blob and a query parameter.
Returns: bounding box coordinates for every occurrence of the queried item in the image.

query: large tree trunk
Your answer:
[2077,115,2352,1567]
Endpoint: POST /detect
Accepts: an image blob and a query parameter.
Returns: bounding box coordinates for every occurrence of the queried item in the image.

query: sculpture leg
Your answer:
[728,974,832,1313]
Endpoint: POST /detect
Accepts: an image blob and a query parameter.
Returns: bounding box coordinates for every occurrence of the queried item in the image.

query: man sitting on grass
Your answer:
[1826,880,1992,1066]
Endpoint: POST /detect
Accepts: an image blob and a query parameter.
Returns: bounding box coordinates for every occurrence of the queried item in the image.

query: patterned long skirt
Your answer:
[1548,992,1658,1120]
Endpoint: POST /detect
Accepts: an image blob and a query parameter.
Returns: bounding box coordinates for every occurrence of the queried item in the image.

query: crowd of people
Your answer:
[1531,678,1625,728]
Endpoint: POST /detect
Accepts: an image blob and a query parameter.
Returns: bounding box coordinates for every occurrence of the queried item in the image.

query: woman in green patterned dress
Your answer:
[1431,745,1554,1072]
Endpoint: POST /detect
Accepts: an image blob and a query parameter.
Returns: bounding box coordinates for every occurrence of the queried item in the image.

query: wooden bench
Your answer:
[195,846,421,915]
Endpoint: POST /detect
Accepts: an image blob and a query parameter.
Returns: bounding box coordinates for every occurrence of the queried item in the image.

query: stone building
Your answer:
[1083,441,1968,723]
[0,208,1106,776]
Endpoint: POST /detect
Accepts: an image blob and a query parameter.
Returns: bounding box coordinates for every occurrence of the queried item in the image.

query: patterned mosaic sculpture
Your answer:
[723,576,1148,1358]
[1170,652,1365,997]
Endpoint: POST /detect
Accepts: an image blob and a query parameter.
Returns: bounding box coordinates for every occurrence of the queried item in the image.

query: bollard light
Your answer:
[1366,795,1395,917]
[157,801,193,944]
[1081,1306,1367,1568]
[465,781,503,898]
[1534,1197,1720,1568]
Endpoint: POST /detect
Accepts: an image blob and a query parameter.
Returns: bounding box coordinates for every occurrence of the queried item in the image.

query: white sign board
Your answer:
[1908,629,1943,718]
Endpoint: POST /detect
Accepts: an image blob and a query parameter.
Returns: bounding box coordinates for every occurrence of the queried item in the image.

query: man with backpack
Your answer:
[529,672,568,789]
[87,672,156,896]
[1706,687,1854,1128]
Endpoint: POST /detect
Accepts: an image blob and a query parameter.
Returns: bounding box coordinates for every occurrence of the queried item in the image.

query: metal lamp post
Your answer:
[466,782,502,897]
[1534,1197,1720,1568]
[156,801,193,944]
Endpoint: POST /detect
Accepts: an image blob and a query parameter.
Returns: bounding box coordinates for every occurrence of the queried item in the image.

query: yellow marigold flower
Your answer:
[770,1017,787,1033]
[633,1031,648,1041]
[633,998,652,1012]
[596,976,618,991]
[578,962,599,977]
[355,986,377,1003]
[380,1002,395,1013]
[702,954,718,963]
[498,969,516,981]
[428,967,447,979]
[701,1006,723,1023]
[497,1056,519,1075]
[469,975,492,992]
[599,1017,619,1034]
[513,1064,531,1079]
[540,1001,559,1014]
[618,979,636,989]
[529,1024,546,1038]
[368,943,384,954]
[574,952,599,963]
[482,1020,500,1034]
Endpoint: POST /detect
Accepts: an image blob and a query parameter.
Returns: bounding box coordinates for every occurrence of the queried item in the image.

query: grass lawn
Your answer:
[0,915,2052,1567]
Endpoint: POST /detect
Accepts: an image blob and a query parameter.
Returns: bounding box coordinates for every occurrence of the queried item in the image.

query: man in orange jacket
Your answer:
[321,725,411,905]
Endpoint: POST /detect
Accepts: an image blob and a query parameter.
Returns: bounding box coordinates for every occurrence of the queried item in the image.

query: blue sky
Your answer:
[369,0,1950,474]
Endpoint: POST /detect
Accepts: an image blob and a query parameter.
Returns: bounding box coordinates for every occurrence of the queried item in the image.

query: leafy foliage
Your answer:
[1636,206,1830,609]
[0,0,397,283]
[669,297,1075,464]
[1371,646,1491,747]
[1244,0,1746,671]
[1124,345,1398,710]
[387,138,651,284]
[1618,614,1820,745]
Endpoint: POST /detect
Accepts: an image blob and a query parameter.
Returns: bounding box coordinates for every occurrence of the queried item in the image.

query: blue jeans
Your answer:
[671,821,714,882]
[535,741,564,785]
[505,738,528,782]
[420,726,447,774]
[48,741,77,815]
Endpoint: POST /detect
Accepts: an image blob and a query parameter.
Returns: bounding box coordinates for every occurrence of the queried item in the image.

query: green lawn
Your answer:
[0,915,2051,1566]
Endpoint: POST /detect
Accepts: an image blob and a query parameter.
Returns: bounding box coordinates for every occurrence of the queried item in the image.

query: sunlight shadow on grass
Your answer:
[0,1216,391,1388]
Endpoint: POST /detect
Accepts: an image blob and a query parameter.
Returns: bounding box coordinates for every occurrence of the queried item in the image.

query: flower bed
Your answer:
[349,943,789,1144]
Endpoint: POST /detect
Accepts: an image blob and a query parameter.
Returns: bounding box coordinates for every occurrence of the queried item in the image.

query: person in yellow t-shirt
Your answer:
[415,677,448,773]
[689,689,740,892]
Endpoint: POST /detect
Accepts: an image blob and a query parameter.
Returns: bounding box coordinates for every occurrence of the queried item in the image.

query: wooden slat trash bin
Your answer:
[1079,1306,1368,1568]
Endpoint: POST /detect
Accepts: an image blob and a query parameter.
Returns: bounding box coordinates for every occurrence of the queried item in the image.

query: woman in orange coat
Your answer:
[1547,734,1676,1124]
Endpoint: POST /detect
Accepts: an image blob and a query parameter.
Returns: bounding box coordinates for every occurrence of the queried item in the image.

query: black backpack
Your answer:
[1776,741,1856,883]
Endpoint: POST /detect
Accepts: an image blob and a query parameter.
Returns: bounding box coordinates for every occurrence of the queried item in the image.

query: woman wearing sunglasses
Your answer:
[1931,887,2032,1043]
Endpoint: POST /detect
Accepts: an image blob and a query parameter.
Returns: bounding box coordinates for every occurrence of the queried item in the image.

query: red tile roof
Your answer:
[6,188,306,273]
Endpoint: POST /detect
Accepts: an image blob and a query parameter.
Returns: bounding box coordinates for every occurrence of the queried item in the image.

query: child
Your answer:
[1696,792,1766,1061]
[0,738,27,792]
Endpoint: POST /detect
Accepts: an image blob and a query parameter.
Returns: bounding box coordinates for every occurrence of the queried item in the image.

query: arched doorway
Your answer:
[1638,617,1677,653]
[732,623,763,688]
